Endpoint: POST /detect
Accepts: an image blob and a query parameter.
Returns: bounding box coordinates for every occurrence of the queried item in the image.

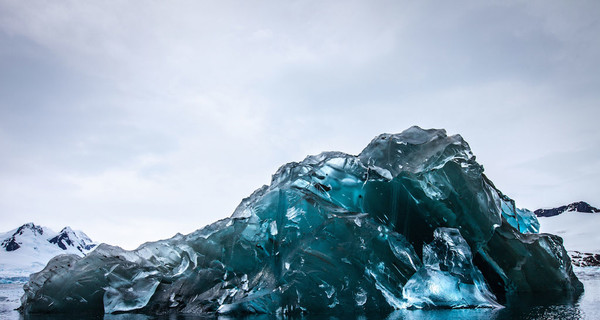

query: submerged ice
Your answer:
[19,127,583,316]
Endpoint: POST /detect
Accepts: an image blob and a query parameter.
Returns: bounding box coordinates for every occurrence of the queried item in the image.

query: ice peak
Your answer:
[359,127,474,177]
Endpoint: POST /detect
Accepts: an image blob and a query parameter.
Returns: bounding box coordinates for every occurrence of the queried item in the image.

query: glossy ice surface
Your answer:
[4,268,600,320]
[402,228,500,308]
[18,127,582,316]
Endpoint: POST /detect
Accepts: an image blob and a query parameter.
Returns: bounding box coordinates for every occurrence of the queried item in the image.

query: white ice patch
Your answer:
[269,221,278,236]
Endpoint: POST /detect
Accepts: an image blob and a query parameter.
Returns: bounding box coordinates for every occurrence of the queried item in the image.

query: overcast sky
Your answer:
[1,0,599,249]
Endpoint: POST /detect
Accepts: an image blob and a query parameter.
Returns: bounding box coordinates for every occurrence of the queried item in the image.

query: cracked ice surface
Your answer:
[19,127,582,316]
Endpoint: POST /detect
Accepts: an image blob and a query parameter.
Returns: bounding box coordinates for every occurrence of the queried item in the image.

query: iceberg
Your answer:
[19,126,583,316]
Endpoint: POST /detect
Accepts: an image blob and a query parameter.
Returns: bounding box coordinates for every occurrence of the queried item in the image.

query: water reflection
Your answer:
[387,309,501,320]
[12,306,588,320]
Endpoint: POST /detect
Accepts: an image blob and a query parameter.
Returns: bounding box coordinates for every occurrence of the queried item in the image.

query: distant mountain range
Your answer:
[0,223,97,279]
[535,201,600,267]
[534,201,599,217]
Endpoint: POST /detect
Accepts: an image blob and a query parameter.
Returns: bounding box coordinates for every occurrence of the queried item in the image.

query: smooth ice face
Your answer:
[499,196,540,234]
[515,208,540,234]
[19,127,582,316]
[403,228,500,308]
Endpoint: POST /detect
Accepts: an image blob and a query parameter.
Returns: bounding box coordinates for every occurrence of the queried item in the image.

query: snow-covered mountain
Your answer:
[534,201,599,217]
[537,202,600,267]
[0,223,97,278]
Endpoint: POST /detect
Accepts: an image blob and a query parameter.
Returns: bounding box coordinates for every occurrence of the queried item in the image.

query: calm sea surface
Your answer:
[2,267,599,320]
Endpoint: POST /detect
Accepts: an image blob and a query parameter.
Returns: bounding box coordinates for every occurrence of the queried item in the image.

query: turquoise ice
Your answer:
[19,127,582,316]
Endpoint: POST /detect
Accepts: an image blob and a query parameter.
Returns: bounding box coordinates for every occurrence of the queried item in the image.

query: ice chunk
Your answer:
[103,275,160,313]
[19,127,582,316]
[403,228,500,308]
[478,221,583,297]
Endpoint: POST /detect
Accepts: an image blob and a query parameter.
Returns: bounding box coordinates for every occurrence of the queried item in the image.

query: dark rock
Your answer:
[570,251,600,267]
[535,201,599,217]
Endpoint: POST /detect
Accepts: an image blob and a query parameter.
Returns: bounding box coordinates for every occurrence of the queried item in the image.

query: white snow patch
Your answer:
[539,211,600,254]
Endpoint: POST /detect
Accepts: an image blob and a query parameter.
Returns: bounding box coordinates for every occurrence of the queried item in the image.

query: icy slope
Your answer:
[539,210,600,253]
[0,223,96,278]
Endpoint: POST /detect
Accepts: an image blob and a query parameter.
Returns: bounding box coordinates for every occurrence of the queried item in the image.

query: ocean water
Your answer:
[2,267,599,320]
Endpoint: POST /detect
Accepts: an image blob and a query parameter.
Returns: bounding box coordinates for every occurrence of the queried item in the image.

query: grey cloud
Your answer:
[0,1,599,248]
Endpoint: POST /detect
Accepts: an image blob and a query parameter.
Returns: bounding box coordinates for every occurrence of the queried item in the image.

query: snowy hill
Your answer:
[535,201,599,217]
[0,223,97,278]
[537,203,600,267]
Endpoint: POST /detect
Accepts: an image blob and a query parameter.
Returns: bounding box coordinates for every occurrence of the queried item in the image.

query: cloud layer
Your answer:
[1,1,599,248]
